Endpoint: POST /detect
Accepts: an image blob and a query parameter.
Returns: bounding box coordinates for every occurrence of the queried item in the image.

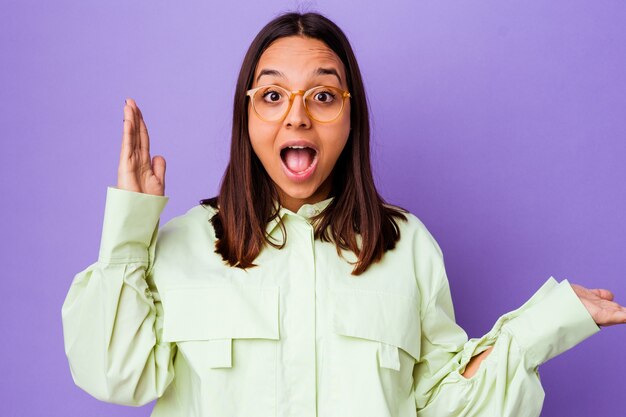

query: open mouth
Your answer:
[280,145,318,172]
[279,144,319,181]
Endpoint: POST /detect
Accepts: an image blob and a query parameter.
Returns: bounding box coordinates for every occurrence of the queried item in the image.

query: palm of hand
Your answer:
[118,98,166,196]
[570,283,626,328]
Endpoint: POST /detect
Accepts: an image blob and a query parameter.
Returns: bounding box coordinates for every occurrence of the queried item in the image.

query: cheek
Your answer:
[248,115,282,174]
[337,101,351,143]
[326,113,351,161]
[248,115,270,156]
[318,135,348,176]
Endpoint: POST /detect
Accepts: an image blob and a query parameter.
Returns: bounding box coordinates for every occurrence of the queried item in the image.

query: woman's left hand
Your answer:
[570,283,626,328]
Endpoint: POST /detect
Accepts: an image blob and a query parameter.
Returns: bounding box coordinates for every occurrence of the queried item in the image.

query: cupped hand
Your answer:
[117,98,166,196]
[570,283,626,328]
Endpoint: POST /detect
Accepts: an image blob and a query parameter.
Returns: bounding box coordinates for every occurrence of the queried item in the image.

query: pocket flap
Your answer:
[160,285,280,342]
[330,288,421,361]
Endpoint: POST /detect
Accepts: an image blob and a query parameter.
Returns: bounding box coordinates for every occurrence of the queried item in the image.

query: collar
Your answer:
[265,196,335,237]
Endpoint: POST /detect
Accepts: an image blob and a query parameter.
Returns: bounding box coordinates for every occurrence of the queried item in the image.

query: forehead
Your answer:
[255,36,346,86]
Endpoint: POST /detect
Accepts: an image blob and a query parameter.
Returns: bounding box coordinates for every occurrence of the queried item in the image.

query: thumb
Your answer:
[590,288,614,301]
[152,155,166,185]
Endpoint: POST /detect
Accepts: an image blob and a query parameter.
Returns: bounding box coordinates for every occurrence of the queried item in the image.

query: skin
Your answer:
[247,35,351,213]
[117,40,625,382]
[117,98,166,196]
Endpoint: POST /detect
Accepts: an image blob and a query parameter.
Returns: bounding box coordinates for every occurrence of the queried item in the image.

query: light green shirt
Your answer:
[61,186,600,417]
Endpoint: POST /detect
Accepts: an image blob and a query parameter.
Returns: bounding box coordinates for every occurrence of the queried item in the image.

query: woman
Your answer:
[61,11,625,417]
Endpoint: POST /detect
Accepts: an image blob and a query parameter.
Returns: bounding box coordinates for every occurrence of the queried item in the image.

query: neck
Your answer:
[278,175,333,213]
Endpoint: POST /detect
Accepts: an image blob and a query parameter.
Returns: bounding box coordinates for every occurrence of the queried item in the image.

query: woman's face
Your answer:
[248,35,351,213]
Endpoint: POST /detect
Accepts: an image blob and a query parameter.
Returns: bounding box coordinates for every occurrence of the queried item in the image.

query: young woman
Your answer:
[61,11,625,417]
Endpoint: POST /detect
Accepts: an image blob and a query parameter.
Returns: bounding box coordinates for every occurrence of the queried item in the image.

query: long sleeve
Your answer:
[413,264,601,416]
[61,186,176,406]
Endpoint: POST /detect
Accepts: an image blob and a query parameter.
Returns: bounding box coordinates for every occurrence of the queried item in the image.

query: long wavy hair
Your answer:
[200,11,407,275]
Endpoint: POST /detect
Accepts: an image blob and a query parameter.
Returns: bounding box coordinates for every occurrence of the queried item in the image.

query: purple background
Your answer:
[1,1,624,416]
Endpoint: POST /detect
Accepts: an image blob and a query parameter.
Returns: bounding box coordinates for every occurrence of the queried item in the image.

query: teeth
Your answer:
[288,145,306,149]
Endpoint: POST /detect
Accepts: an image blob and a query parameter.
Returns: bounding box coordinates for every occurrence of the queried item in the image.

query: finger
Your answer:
[121,99,136,158]
[152,155,166,186]
[128,98,140,149]
[136,105,151,163]
[134,101,141,148]
[126,98,140,146]
[594,306,626,327]
[612,309,626,324]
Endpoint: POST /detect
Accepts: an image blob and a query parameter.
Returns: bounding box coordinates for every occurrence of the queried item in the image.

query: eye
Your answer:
[313,89,336,103]
[261,88,283,103]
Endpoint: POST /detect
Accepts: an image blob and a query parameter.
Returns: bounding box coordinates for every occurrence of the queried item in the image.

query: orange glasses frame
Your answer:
[246,84,351,123]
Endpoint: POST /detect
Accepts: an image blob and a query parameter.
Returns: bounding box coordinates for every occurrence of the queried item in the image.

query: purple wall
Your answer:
[1,1,624,416]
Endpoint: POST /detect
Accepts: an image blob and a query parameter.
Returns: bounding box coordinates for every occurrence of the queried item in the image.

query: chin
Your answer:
[277,181,320,201]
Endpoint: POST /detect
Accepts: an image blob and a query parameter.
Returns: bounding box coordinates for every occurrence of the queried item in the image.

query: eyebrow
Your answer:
[256,67,342,85]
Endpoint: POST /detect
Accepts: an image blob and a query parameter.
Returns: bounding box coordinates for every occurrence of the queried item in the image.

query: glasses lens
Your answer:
[305,86,344,122]
[252,85,290,121]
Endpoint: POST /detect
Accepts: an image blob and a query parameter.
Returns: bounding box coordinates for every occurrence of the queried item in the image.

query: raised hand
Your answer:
[570,283,626,328]
[117,98,166,196]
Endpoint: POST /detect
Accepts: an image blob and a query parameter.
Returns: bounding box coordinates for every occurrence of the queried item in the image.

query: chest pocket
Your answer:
[331,288,421,365]
[160,284,280,416]
[327,287,421,414]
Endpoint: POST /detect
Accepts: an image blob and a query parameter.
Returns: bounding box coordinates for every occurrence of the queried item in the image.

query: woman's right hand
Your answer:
[117,98,166,196]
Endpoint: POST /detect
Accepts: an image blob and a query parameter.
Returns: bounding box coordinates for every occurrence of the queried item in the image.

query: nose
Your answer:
[284,91,311,128]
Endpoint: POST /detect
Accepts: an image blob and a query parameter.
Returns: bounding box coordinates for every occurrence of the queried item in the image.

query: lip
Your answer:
[279,139,319,153]
[279,139,319,182]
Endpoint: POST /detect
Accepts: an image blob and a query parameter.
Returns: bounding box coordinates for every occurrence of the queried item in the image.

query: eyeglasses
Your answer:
[246,84,351,123]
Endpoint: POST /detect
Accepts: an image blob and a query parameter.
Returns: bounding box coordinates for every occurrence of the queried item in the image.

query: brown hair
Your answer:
[200,11,407,275]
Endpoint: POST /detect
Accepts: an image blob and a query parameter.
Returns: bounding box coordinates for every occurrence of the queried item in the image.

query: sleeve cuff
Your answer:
[98,186,169,262]
[502,276,601,370]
